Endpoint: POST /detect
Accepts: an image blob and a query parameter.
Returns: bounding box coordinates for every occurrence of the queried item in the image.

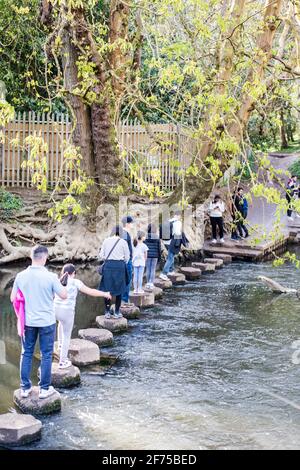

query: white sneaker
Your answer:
[159,274,168,281]
[288,216,294,221]
[59,359,72,369]
[220,238,225,244]
[168,271,176,275]
[138,289,145,294]
[211,239,217,244]
[21,387,32,398]
[39,386,56,399]
[296,214,300,218]
[145,283,151,289]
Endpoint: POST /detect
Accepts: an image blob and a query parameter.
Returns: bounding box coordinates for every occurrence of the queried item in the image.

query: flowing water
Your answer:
[1,255,300,450]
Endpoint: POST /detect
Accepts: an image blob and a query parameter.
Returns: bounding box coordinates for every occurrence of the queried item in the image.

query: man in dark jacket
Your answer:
[159,211,189,280]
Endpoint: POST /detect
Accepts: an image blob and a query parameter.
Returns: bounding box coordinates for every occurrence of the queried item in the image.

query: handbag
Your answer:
[98,238,121,275]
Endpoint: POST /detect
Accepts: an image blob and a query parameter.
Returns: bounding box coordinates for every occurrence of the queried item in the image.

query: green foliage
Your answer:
[0,189,23,219]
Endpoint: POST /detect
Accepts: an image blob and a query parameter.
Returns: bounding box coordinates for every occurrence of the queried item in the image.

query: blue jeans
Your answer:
[122,259,133,302]
[146,258,158,284]
[162,249,175,274]
[133,266,145,291]
[20,324,56,391]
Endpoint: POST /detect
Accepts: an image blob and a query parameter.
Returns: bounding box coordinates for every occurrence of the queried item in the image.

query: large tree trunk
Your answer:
[40,1,131,194]
[280,109,289,149]
[176,0,283,205]
[62,24,96,177]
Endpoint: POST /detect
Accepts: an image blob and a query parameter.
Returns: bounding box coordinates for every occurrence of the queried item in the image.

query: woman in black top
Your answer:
[144,224,162,289]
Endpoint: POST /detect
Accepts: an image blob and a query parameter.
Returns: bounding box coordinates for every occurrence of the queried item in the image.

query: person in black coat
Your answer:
[144,224,162,289]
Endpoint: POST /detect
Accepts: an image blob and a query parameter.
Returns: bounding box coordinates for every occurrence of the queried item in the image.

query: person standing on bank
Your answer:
[144,224,162,289]
[159,211,189,280]
[54,264,111,369]
[208,195,225,244]
[232,188,249,238]
[99,225,130,319]
[10,245,67,399]
[121,215,134,305]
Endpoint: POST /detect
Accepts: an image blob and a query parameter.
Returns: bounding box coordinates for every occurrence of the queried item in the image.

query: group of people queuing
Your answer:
[100,213,189,318]
[10,212,188,399]
[208,187,249,243]
[286,175,300,221]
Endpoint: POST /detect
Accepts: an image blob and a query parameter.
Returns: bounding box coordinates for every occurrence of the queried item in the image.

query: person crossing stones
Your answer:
[99,225,130,319]
[10,245,67,399]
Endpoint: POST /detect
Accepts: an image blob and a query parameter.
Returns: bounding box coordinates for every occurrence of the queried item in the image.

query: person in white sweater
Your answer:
[208,195,225,244]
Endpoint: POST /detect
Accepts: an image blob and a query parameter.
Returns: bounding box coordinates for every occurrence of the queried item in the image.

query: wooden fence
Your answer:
[0,112,196,191]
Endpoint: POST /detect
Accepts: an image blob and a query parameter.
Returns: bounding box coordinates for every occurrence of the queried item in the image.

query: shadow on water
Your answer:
[1,253,300,449]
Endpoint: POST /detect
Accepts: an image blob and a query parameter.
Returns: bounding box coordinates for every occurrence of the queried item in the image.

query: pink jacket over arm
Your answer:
[13,289,25,338]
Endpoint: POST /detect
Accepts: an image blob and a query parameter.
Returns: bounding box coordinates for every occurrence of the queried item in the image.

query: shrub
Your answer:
[0,188,23,219]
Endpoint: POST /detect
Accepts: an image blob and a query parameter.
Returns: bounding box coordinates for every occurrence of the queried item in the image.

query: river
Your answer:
[1,255,300,450]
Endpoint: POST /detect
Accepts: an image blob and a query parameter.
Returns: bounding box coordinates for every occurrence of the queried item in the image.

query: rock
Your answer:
[96,316,128,333]
[55,339,100,367]
[167,272,186,285]
[100,352,119,367]
[78,328,113,347]
[153,286,163,299]
[192,262,216,273]
[38,363,81,388]
[203,258,224,268]
[212,253,232,264]
[179,267,201,280]
[129,291,155,308]
[0,412,42,447]
[153,277,173,289]
[50,363,81,388]
[120,303,141,319]
[14,387,61,416]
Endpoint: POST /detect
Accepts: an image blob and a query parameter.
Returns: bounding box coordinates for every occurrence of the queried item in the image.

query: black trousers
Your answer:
[210,217,224,239]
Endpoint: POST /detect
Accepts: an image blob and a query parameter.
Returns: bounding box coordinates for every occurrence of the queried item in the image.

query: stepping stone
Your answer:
[167,272,186,285]
[204,258,224,268]
[54,339,100,367]
[120,303,141,319]
[192,262,216,273]
[38,363,81,388]
[179,267,201,280]
[96,316,128,333]
[100,352,119,367]
[78,328,113,347]
[14,386,61,416]
[213,253,232,264]
[129,291,155,308]
[153,277,173,289]
[145,286,163,300]
[50,363,81,388]
[0,412,42,447]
